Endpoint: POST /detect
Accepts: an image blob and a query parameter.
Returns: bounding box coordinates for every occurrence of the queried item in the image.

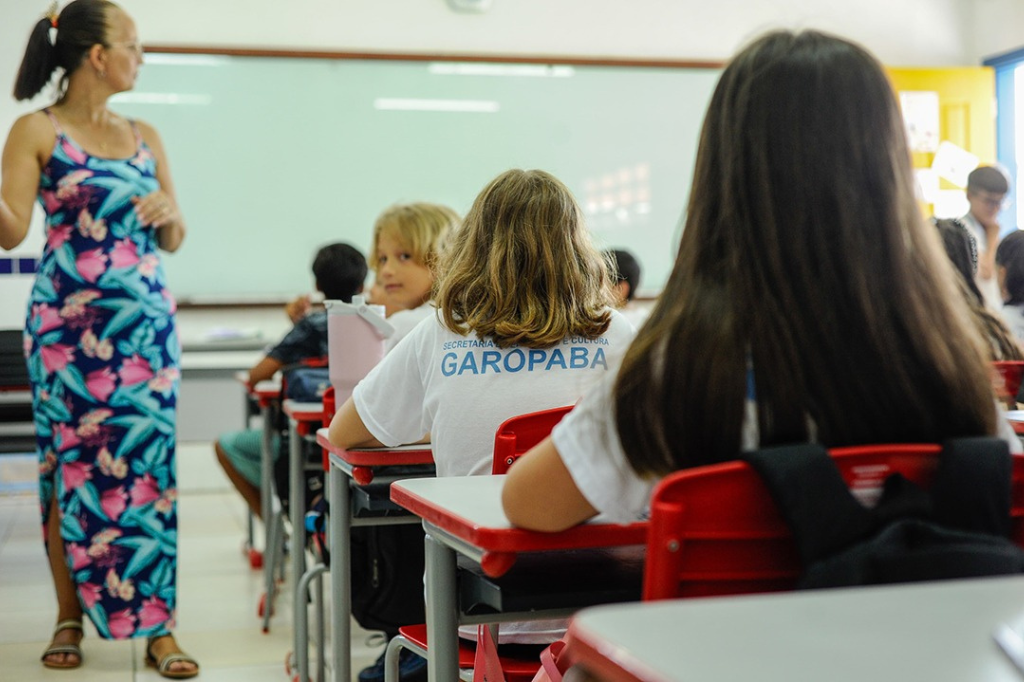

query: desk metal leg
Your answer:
[260,403,276,631]
[424,531,458,682]
[291,421,309,681]
[329,464,352,682]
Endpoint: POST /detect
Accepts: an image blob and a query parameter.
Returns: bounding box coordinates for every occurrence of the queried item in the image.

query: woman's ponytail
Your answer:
[13,18,59,101]
[12,1,115,102]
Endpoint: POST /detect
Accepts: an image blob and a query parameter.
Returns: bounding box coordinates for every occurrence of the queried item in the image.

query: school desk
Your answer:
[282,399,325,680]
[562,575,1024,682]
[243,377,283,632]
[389,475,647,682]
[317,428,435,682]
[0,385,34,455]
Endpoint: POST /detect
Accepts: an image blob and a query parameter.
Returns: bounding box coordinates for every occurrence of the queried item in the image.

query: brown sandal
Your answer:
[40,619,84,669]
[145,637,200,679]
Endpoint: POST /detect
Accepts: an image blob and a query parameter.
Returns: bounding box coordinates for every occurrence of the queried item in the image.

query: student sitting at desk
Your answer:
[933,218,1022,364]
[501,30,1023,533]
[369,202,461,352]
[328,169,636,654]
[997,230,1024,344]
[214,242,366,519]
[605,248,650,328]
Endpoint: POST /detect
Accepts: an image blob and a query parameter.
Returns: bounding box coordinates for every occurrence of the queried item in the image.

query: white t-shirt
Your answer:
[1000,303,1024,345]
[553,371,1023,525]
[961,212,1004,311]
[618,302,653,331]
[353,308,635,643]
[385,303,435,353]
[354,309,636,478]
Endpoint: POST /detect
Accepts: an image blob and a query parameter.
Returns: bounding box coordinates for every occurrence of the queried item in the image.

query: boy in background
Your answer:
[962,165,1012,311]
[605,248,649,328]
[214,242,367,519]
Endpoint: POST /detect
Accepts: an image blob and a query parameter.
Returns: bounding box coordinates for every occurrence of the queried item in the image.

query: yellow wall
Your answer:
[887,67,997,198]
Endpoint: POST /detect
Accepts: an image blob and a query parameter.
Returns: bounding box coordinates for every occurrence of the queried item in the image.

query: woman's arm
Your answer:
[0,114,50,251]
[501,436,598,532]
[135,120,185,253]
[327,397,386,450]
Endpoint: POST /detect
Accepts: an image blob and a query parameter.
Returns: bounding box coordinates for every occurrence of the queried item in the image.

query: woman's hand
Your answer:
[132,191,179,229]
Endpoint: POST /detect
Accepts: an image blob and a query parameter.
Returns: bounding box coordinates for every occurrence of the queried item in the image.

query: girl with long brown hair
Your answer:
[503,30,1019,531]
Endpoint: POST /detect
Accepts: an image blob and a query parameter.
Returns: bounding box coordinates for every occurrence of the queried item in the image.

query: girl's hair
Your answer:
[997,230,1024,306]
[936,218,1022,361]
[369,202,459,271]
[435,168,612,349]
[14,0,116,101]
[614,30,997,477]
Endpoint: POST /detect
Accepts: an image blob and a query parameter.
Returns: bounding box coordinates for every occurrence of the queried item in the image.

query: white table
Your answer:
[563,575,1024,682]
[390,476,647,682]
[320,432,434,682]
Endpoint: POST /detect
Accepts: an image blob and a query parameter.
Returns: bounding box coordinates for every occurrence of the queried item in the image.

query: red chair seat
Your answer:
[397,624,540,682]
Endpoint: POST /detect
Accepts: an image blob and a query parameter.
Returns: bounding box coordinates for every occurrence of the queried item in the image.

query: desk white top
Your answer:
[396,475,514,529]
[567,575,1024,682]
[179,350,263,370]
[391,476,645,559]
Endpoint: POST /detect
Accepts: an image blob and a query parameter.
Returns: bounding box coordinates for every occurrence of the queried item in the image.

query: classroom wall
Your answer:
[970,0,1024,62]
[0,0,1012,331]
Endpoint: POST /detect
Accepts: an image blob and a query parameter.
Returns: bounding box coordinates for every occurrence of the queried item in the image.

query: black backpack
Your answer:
[272,365,331,516]
[744,437,1024,589]
[306,499,426,636]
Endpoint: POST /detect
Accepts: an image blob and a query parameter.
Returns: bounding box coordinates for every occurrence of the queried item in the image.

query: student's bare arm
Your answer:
[502,436,598,532]
[248,356,284,386]
[328,398,386,450]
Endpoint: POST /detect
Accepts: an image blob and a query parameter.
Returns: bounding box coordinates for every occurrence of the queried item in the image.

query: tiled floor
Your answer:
[0,442,385,681]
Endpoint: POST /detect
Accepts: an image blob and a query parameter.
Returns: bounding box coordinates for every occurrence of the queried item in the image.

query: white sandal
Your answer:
[40,619,84,669]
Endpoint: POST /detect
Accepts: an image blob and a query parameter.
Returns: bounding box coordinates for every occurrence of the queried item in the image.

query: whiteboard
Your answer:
[111,53,720,302]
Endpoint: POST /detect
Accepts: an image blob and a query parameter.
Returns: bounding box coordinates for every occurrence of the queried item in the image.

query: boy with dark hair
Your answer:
[606,248,641,303]
[963,165,1012,310]
[605,248,648,328]
[215,242,367,519]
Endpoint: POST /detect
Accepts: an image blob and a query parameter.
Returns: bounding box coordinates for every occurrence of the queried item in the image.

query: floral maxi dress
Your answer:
[24,109,181,640]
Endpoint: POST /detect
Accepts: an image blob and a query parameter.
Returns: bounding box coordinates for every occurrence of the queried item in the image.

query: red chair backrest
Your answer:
[994,361,1024,401]
[491,406,573,474]
[322,385,336,425]
[643,444,1024,601]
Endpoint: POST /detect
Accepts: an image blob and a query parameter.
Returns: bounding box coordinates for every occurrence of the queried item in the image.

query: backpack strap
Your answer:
[931,437,1012,537]
[744,444,877,564]
[745,438,1014,566]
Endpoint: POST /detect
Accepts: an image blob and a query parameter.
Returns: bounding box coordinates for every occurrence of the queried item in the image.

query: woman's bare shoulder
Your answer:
[6,110,57,160]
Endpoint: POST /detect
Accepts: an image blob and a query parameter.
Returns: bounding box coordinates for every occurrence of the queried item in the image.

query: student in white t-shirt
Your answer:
[605,248,652,329]
[501,30,1022,532]
[997,230,1024,343]
[328,168,635,642]
[367,202,460,352]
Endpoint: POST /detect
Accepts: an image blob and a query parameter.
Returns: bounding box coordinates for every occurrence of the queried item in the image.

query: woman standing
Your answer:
[0,1,197,677]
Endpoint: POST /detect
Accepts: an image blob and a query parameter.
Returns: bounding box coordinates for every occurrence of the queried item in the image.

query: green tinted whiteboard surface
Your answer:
[111,54,720,301]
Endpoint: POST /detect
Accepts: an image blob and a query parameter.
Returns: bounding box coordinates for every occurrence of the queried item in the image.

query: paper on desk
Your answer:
[204,327,262,341]
[931,141,979,188]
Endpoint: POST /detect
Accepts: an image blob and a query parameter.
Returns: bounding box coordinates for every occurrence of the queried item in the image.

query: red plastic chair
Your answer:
[492,405,574,474]
[994,361,1024,404]
[643,444,1024,601]
[388,405,575,682]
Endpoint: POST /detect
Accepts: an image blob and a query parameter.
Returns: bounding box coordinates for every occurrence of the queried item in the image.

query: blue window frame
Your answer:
[985,47,1024,230]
